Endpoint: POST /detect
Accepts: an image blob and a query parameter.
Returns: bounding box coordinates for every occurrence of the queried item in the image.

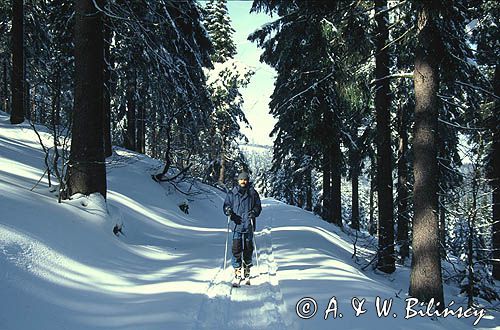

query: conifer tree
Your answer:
[0,1,9,114]
[250,1,371,226]
[66,0,106,199]
[374,0,395,273]
[472,0,500,280]
[204,0,236,63]
[10,0,24,124]
[203,0,253,186]
[409,0,444,308]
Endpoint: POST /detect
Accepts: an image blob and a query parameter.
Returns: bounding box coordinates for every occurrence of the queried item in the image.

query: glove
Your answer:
[224,206,233,216]
[248,210,256,219]
[230,213,242,224]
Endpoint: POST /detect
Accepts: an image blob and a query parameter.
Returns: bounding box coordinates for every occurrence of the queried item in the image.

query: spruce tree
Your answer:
[249,1,335,219]
[250,1,372,225]
[203,0,253,186]
[103,17,112,157]
[66,0,106,199]
[0,0,9,114]
[409,1,444,308]
[492,64,500,280]
[472,0,500,280]
[10,0,24,124]
[204,0,236,63]
[374,0,395,273]
[105,0,213,179]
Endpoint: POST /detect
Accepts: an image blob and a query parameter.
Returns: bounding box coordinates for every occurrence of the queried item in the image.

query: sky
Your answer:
[202,0,278,146]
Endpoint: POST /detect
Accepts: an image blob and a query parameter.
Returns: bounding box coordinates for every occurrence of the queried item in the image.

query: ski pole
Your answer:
[251,218,260,272]
[241,231,245,275]
[223,215,230,271]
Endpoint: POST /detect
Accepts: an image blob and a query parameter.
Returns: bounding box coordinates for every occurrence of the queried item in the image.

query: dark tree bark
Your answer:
[492,64,500,280]
[66,0,107,199]
[103,20,112,157]
[350,131,363,230]
[351,165,360,230]
[321,96,342,226]
[396,103,410,263]
[375,0,395,273]
[151,107,159,159]
[409,3,444,309]
[322,151,331,222]
[10,0,24,124]
[305,167,313,211]
[322,102,332,222]
[466,166,479,307]
[154,117,174,181]
[439,195,447,259]
[369,156,377,235]
[136,86,146,154]
[331,134,342,227]
[124,70,136,151]
[24,79,30,121]
[2,59,8,113]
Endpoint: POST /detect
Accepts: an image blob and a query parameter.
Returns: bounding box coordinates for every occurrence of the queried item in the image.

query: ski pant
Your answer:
[231,230,254,269]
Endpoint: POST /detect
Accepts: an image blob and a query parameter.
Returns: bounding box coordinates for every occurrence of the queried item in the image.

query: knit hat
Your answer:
[237,172,250,180]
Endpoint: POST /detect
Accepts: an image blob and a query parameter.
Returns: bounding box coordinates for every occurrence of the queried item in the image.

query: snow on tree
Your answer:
[202,0,254,187]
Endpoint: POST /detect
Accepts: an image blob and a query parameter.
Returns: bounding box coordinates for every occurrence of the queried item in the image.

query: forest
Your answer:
[0,0,498,313]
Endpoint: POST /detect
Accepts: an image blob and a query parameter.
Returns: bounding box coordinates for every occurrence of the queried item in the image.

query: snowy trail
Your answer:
[1,112,498,330]
[193,218,299,330]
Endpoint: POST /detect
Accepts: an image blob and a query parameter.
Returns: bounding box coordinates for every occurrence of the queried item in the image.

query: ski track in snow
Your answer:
[193,217,298,330]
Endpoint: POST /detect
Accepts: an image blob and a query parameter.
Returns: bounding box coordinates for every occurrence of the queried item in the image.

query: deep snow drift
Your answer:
[0,112,498,330]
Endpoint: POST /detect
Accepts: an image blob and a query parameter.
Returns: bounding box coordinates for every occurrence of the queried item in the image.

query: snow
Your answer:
[204,58,253,88]
[0,111,498,330]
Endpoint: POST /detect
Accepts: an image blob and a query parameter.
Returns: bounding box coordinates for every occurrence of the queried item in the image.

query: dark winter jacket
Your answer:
[223,184,262,232]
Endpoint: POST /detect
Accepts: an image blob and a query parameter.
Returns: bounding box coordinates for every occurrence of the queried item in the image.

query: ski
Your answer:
[232,277,251,287]
[232,277,242,287]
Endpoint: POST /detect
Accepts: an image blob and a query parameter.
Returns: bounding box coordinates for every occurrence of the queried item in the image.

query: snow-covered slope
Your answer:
[0,112,498,330]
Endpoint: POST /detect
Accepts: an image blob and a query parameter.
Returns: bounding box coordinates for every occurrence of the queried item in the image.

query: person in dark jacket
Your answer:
[223,171,262,280]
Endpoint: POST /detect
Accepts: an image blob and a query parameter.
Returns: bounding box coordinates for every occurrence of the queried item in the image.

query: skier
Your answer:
[223,171,262,285]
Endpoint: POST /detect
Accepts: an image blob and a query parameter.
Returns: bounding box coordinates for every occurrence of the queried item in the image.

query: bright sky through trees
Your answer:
[202,0,277,146]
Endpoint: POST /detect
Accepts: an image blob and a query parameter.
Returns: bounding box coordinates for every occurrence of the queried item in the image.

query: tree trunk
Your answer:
[350,139,361,230]
[351,167,360,230]
[492,63,500,280]
[375,0,395,273]
[297,193,303,208]
[10,0,24,124]
[331,135,342,227]
[322,102,332,222]
[124,70,136,151]
[136,85,146,154]
[218,139,226,185]
[3,59,8,113]
[439,195,447,259]
[25,79,31,121]
[151,109,158,159]
[369,161,377,235]
[396,103,410,263]
[466,166,479,307]
[103,20,112,158]
[136,104,145,154]
[322,151,331,222]
[66,0,106,199]
[409,3,444,309]
[158,122,172,178]
[305,167,313,211]
[51,72,62,186]
[288,189,295,206]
